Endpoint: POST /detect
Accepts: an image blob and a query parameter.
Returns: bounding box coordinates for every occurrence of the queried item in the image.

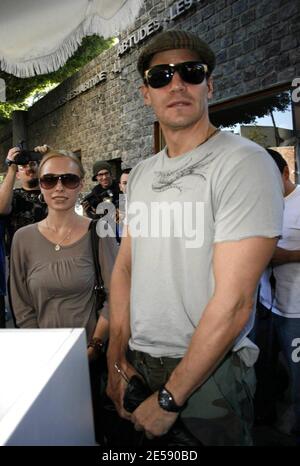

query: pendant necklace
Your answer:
[46,219,72,251]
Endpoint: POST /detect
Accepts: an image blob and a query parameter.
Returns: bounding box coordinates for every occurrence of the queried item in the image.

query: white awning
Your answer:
[0,0,142,77]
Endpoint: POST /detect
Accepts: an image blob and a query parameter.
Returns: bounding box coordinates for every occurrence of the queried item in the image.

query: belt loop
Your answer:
[159,357,164,366]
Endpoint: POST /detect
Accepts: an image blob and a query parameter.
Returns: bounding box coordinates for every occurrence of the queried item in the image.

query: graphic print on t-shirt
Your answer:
[152,152,215,192]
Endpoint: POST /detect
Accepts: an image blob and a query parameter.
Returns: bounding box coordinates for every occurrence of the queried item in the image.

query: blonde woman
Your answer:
[10,150,117,441]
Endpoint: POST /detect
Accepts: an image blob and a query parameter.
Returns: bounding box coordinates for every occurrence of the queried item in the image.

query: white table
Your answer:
[0,328,95,445]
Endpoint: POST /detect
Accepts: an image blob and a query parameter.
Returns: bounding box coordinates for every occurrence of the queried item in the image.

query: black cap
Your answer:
[92,161,112,181]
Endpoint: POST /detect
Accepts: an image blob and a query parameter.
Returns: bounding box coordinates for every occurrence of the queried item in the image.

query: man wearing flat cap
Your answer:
[82,160,120,219]
[107,30,284,445]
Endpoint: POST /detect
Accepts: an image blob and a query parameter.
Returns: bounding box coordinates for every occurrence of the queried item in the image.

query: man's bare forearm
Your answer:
[0,166,17,214]
[107,238,132,366]
[106,236,137,417]
[272,246,300,266]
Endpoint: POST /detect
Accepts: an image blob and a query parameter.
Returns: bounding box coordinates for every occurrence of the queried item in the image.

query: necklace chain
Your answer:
[45,218,72,251]
[197,127,219,147]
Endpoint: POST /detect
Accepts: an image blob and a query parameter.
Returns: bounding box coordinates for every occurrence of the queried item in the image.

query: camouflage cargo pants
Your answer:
[127,349,255,446]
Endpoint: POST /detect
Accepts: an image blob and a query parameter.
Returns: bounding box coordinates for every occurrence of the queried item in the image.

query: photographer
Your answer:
[0,144,49,253]
[82,161,120,219]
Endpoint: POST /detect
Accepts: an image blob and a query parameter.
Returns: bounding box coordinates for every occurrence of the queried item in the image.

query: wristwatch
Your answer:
[158,386,186,413]
[5,158,17,167]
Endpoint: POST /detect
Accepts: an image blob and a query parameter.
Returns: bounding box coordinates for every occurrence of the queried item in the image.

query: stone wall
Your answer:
[0,0,299,188]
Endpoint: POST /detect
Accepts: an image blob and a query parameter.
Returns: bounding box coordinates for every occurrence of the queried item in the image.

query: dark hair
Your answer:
[266,148,287,174]
[121,168,132,175]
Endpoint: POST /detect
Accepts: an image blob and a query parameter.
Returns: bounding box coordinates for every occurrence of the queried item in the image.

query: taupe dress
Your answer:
[10,223,117,340]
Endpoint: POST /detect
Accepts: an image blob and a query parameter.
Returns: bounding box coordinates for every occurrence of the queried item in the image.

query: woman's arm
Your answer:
[87,314,109,361]
[9,230,39,327]
[87,233,118,360]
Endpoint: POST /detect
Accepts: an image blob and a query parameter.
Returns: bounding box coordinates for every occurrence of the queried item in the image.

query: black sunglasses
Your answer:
[40,173,81,190]
[144,61,208,89]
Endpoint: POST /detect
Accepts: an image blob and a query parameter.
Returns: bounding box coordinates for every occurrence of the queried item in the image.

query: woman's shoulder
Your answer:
[11,224,39,254]
[13,223,38,241]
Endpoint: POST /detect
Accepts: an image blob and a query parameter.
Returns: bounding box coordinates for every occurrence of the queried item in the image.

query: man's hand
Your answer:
[131,392,178,439]
[34,144,50,154]
[6,146,20,163]
[82,200,94,214]
[106,360,138,421]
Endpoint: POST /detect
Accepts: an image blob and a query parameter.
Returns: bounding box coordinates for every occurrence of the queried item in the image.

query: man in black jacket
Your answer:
[0,145,48,253]
[82,161,120,219]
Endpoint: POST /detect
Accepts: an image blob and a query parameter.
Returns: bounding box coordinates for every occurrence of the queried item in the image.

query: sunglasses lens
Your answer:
[40,175,57,189]
[40,174,81,189]
[63,174,81,189]
[146,62,207,88]
[147,66,172,88]
[180,62,206,84]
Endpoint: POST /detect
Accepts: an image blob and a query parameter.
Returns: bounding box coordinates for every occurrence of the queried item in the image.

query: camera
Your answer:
[81,189,114,209]
[14,150,43,166]
[14,141,43,165]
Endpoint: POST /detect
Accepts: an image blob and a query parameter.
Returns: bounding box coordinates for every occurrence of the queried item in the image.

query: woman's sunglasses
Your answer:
[144,61,208,89]
[39,173,81,190]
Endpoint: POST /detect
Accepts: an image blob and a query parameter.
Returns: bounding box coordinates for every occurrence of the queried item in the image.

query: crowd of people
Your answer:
[0,29,299,447]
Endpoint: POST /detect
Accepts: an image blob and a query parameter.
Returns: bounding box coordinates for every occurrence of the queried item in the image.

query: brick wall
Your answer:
[0,0,299,188]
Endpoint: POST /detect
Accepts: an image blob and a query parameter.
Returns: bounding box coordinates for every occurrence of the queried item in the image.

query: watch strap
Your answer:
[5,158,17,167]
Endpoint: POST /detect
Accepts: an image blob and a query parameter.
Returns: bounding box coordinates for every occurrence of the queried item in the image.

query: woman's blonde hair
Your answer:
[38,150,85,178]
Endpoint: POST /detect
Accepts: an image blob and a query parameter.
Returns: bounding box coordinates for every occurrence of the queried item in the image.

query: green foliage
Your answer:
[0,35,113,125]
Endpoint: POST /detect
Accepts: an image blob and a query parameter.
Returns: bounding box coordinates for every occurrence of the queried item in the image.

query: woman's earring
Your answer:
[38,193,45,203]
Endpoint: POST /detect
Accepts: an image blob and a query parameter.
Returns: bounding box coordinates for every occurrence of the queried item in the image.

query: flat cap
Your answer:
[92,161,112,181]
[137,29,216,78]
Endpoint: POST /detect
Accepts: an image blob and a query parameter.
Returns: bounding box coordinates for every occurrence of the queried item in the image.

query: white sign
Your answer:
[118,0,196,57]
[58,71,107,105]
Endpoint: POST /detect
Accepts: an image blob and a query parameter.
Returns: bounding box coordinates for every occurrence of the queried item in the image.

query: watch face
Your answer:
[158,387,179,412]
[159,390,171,409]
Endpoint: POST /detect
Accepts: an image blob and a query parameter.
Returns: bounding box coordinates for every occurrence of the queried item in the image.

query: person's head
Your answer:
[138,30,215,131]
[16,160,39,189]
[92,161,113,189]
[266,148,294,197]
[119,168,131,194]
[38,150,84,211]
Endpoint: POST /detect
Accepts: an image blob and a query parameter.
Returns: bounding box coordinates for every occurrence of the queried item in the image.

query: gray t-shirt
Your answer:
[126,131,284,358]
[10,223,117,340]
